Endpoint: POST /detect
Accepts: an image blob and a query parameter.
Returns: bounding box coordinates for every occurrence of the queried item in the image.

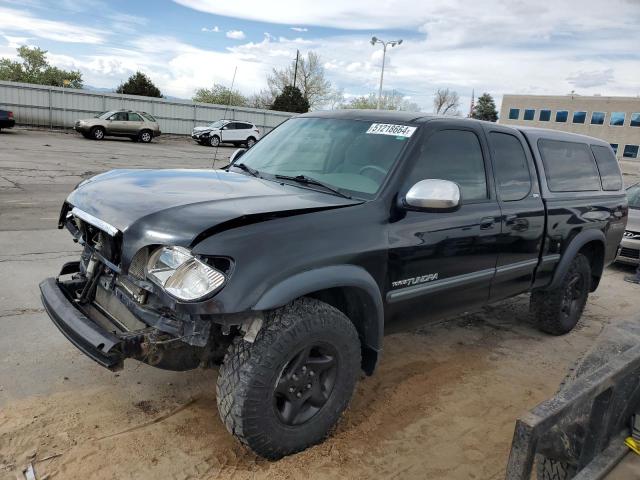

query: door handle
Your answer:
[480,217,496,230]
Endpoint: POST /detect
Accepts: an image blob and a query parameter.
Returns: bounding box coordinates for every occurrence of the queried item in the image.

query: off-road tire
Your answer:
[209,135,220,147]
[139,130,153,143]
[216,297,361,460]
[531,254,591,335]
[90,126,105,140]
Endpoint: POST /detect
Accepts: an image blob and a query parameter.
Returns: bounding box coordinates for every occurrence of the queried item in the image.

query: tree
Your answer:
[246,89,273,109]
[471,92,498,122]
[271,86,309,113]
[340,92,420,111]
[267,51,331,109]
[433,88,460,116]
[116,71,162,97]
[193,83,247,106]
[0,46,83,88]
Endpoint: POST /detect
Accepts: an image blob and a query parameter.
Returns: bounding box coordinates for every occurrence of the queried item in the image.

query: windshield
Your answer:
[98,111,115,119]
[235,117,415,198]
[627,184,640,209]
[207,120,227,129]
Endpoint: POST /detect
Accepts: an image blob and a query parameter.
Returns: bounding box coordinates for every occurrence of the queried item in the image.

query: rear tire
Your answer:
[531,254,590,335]
[90,126,105,140]
[216,298,361,460]
[139,130,152,143]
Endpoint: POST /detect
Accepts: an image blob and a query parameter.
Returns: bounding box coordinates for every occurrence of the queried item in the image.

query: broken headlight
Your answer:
[146,246,226,301]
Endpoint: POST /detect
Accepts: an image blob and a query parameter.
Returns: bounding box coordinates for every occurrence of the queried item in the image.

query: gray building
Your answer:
[499,94,640,160]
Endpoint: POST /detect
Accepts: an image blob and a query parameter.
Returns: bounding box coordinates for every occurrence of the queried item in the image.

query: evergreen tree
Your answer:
[471,93,498,122]
[271,86,309,113]
[116,71,162,97]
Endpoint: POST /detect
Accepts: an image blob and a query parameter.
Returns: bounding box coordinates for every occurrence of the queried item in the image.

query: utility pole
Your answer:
[370,37,403,110]
[293,49,300,88]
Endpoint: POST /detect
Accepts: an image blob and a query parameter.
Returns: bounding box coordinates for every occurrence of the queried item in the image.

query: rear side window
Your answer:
[538,139,601,192]
[591,145,623,191]
[489,132,531,201]
[140,113,156,122]
[412,129,488,201]
[128,113,142,121]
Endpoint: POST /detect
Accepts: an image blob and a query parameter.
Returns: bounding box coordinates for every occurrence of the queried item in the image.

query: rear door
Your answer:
[485,125,546,301]
[125,112,144,135]
[387,122,502,329]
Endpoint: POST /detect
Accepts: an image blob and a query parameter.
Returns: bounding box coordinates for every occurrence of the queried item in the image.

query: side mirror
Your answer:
[229,148,246,164]
[402,179,461,212]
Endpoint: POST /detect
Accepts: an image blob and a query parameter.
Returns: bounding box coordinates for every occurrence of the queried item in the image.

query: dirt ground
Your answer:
[1,128,639,480]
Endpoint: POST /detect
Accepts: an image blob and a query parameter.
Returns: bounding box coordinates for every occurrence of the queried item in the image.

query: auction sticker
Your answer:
[366,123,417,137]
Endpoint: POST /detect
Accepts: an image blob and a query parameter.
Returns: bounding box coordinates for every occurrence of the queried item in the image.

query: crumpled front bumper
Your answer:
[39,276,125,370]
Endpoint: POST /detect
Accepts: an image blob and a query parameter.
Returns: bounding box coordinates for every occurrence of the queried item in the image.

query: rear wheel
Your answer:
[531,254,590,335]
[139,130,152,143]
[90,126,105,140]
[216,298,361,459]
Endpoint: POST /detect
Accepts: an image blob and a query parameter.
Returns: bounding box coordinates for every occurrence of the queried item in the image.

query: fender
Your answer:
[546,229,605,290]
[252,265,384,373]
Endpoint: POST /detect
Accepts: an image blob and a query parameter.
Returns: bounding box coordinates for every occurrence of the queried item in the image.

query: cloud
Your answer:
[226,30,246,40]
[0,7,106,44]
[201,26,220,32]
[567,68,615,88]
[290,27,308,32]
[3,35,30,49]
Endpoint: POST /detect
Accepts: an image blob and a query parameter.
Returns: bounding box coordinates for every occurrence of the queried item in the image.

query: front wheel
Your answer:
[209,135,220,147]
[90,126,105,140]
[216,298,361,459]
[531,254,591,335]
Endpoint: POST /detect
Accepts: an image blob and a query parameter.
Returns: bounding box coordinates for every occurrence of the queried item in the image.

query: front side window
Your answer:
[508,108,520,120]
[235,117,413,198]
[539,109,551,121]
[610,112,626,126]
[624,145,639,159]
[627,184,640,209]
[591,112,605,125]
[108,112,127,121]
[572,111,586,124]
[489,132,531,201]
[524,109,535,121]
[409,129,488,201]
[631,113,640,127]
[591,145,622,191]
[555,111,568,122]
[538,139,601,192]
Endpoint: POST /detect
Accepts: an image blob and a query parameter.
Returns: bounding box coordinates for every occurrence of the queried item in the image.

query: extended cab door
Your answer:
[386,122,501,329]
[485,126,546,301]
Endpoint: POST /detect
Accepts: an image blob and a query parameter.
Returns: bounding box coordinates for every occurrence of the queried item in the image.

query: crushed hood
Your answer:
[67,169,360,267]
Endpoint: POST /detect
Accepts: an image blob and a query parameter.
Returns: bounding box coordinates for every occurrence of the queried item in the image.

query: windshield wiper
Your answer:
[231,163,260,177]
[274,174,351,199]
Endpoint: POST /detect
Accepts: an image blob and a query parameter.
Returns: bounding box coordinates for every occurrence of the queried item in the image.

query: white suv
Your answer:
[191,120,261,148]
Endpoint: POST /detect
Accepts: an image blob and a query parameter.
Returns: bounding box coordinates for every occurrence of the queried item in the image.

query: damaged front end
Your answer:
[39,205,237,371]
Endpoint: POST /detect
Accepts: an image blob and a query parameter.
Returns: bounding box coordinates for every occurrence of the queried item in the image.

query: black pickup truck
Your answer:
[39,111,627,459]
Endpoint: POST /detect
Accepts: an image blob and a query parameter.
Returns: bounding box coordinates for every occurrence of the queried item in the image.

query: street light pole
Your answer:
[370,36,403,110]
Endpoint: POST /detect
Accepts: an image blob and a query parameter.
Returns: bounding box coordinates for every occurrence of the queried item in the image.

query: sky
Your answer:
[0,0,639,112]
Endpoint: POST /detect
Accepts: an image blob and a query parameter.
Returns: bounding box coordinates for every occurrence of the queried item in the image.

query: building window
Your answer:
[623,145,639,159]
[555,110,568,122]
[572,111,587,124]
[523,109,535,121]
[539,109,551,121]
[611,144,618,154]
[631,113,640,127]
[508,108,520,120]
[591,112,605,125]
[610,112,626,126]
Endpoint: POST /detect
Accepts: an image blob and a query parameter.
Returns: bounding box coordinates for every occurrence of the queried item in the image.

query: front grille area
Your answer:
[620,247,640,259]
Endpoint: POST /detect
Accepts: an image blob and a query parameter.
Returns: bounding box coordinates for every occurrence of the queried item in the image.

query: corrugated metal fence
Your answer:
[0,80,293,135]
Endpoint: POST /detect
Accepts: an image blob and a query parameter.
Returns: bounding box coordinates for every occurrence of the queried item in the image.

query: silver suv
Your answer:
[75,110,161,143]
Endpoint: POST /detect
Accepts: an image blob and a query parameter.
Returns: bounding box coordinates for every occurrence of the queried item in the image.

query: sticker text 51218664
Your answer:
[366,123,417,138]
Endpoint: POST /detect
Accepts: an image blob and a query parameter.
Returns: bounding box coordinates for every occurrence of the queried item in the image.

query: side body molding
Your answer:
[545,229,606,291]
[252,265,385,374]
